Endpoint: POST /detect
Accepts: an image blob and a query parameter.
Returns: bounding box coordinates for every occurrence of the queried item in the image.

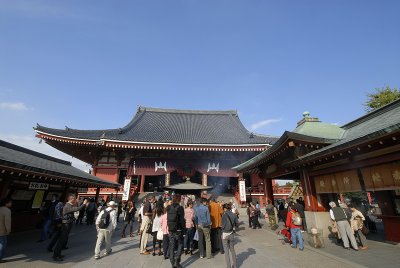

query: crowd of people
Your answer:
[135,194,239,268]
[0,191,374,266]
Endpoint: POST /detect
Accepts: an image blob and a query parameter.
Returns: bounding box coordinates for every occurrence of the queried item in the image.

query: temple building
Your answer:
[0,140,119,231]
[34,107,277,202]
[234,99,400,243]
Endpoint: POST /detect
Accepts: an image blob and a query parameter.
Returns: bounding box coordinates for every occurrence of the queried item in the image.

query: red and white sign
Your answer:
[122,178,131,201]
[239,180,246,202]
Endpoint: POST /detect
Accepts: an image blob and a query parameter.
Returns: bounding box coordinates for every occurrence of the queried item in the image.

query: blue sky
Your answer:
[0,0,399,170]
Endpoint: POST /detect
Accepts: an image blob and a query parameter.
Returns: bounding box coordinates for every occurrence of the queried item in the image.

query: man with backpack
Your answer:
[38,194,58,242]
[47,199,64,252]
[167,194,185,268]
[53,194,88,261]
[286,202,304,251]
[94,201,117,260]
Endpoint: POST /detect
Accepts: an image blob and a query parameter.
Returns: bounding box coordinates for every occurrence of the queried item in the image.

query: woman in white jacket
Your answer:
[350,206,368,250]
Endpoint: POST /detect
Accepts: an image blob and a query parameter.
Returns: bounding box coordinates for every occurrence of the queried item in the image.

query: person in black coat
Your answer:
[121,201,136,237]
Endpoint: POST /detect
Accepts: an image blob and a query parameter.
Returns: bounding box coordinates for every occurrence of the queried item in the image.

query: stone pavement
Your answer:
[2,210,399,268]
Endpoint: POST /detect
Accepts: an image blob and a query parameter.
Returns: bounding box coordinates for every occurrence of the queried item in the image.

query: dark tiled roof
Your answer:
[0,140,119,187]
[35,107,277,145]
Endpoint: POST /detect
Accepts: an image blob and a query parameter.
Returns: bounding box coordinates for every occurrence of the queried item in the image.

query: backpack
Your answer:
[167,204,179,232]
[291,211,302,226]
[53,202,64,222]
[266,204,275,215]
[98,209,112,229]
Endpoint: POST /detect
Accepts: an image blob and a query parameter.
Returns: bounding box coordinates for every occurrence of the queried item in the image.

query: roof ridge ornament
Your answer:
[297,111,321,126]
[207,162,219,173]
[155,161,167,172]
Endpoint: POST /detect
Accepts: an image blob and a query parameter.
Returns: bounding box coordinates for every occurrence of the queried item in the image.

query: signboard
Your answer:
[29,182,49,190]
[122,178,131,201]
[239,180,246,202]
[32,190,45,209]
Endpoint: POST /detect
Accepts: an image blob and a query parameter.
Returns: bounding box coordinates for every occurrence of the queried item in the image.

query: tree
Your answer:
[364,86,400,112]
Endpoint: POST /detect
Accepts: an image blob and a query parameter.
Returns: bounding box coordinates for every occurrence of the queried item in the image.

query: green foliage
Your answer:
[364,86,400,112]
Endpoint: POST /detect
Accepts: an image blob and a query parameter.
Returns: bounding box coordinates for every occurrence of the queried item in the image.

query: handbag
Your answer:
[156,227,163,240]
[361,225,370,235]
[146,222,153,234]
[193,230,199,241]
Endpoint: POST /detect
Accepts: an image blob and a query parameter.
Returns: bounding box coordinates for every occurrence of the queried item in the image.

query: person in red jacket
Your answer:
[286,202,304,251]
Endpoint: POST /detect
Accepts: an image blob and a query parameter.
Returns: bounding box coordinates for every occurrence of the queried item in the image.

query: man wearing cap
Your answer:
[329,201,358,251]
[94,201,117,259]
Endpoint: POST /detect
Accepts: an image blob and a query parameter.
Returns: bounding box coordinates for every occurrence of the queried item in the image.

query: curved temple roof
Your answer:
[0,140,120,188]
[35,106,277,146]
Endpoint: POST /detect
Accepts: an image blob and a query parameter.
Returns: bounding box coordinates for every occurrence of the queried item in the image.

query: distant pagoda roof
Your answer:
[35,106,277,147]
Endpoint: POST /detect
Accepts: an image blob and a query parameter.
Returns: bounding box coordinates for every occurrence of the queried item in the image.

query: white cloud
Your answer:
[250,118,281,130]
[0,102,28,111]
[0,134,90,172]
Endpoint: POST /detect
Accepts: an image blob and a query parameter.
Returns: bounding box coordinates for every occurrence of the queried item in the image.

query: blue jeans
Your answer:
[290,228,304,249]
[184,227,195,250]
[40,218,52,241]
[0,235,7,260]
[169,231,183,266]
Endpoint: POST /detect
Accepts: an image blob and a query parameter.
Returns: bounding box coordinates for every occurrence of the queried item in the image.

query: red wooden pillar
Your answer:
[300,168,320,212]
[264,178,274,204]
[139,175,145,193]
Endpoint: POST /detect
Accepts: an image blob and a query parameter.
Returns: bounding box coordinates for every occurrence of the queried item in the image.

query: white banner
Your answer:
[239,180,246,202]
[122,178,131,201]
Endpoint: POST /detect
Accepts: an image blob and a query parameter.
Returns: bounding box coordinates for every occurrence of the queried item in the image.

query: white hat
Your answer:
[108,201,117,206]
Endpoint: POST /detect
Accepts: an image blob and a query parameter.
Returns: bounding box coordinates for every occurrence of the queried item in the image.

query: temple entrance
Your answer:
[170,171,185,186]
[192,172,202,185]
[208,176,238,195]
[144,175,165,192]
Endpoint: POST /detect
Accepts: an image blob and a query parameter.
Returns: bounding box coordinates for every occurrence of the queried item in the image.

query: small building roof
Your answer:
[233,131,338,172]
[234,98,400,172]
[0,140,119,188]
[292,98,400,163]
[35,106,277,146]
[292,120,345,140]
